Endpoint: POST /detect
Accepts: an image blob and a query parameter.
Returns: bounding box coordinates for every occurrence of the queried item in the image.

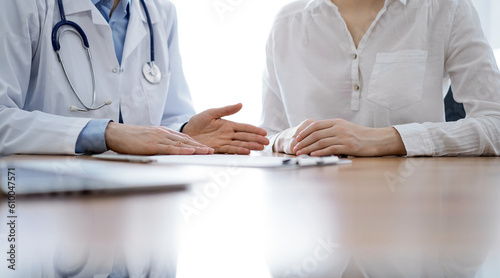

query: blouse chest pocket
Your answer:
[367,50,428,110]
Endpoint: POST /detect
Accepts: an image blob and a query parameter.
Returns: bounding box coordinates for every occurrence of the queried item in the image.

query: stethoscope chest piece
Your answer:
[142,62,162,84]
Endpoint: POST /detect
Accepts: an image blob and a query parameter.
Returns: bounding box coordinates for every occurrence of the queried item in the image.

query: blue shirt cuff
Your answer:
[75,119,112,154]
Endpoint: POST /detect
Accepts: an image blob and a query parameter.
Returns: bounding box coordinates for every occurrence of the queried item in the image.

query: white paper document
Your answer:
[94,154,352,168]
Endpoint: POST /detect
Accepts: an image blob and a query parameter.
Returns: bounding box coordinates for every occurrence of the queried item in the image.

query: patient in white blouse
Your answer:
[261,0,500,156]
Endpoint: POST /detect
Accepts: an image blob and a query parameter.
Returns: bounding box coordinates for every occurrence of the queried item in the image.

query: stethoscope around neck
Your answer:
[51,0,161,112]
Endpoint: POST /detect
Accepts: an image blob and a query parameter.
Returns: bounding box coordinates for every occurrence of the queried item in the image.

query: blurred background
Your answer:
[170,0,500,126]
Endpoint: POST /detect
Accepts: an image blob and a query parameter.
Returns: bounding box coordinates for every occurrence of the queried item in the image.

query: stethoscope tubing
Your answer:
[140,0,155,63]
[52,0,157,112]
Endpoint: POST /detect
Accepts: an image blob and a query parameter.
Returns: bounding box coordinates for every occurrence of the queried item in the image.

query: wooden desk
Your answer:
[1,156,500,277]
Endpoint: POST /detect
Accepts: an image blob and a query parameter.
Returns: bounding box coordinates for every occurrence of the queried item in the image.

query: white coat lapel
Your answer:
[59,0,118,66]
[122,0,160,62]
[62,0,109,26]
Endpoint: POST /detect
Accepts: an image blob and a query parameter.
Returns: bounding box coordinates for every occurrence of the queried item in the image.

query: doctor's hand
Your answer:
[105,122,214,155]
[182,103,269,155]
[291,119,407,157]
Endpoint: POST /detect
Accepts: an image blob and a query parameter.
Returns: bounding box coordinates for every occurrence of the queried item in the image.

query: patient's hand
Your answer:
[274,119,315,154]
[291,119,407,157]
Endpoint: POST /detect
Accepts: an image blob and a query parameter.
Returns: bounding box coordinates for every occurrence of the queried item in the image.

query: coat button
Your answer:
[112,68,118,73]
[354,85,360,91]
[353,54,358,59]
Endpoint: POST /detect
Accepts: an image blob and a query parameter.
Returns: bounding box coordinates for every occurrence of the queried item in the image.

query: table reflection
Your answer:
[1,189,182,278]
[263,158,500,278]
[1,157,499,278]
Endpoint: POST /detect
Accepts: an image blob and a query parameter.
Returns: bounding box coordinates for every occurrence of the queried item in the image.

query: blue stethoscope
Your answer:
[51,0,161,112]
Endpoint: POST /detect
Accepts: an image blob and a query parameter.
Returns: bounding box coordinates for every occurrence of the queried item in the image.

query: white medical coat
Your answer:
[0,0,195,155]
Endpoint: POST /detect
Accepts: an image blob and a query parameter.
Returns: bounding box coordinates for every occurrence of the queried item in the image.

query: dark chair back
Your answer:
[444,87,466,121]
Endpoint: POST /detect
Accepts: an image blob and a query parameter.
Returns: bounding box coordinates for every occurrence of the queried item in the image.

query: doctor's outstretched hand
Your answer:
[182,103,270,154]
[105,123,214,155]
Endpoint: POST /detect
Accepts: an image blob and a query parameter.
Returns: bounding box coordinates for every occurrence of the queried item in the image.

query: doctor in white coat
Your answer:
[0,0,269,156]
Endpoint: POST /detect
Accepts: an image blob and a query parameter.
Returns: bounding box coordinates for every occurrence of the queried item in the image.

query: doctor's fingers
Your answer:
[156,127,214,151]
[158,128,210,148]
[154,144,197,155]
[215,145,253,155]
[158,139,214,155]
[161,137,214,154]
[159,126,206,147]
[231,132,270,146]
[155,130,214,154]
[231,122,268,136]
[226,139,266,151]
[205,103,243,118]
[212,140,266,154]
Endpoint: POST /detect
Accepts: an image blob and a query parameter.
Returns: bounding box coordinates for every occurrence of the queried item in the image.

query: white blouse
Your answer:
[260,0,500,156]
